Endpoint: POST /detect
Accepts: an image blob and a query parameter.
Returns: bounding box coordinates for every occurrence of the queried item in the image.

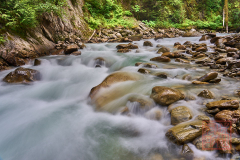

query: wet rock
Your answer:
[175,58,190,64]
[161,52,175,58]
[216,57,233,65]
[195,46,208,52]
[210,37,222,44]
[64,44,79,54]
[78,43,86,49]
[115,33,122,38]
[138,68,151,74]
[206,108,220,114]
[206,100,239,110]
[174,42,181,46]
[157,47,170,54]
[196,115,210,123]
[52,49,65,55]
[183,41,192,45]
[143,41,153,47]
[70,51,81,56]
[230,138,240,144]
[177,45,186,50]
[171,106,192,125]
[166,120,207,145]
[127,96,154,112]
[150,86,185,106]
[193,133,217,151]
[154,34,163,41]
[215,110,240,123]
[142,63,158,68]
[192,81,209,85]
[3,67,41,84]
[199,35,211,41]
[208,78,221,83]
[198,72,218,82]
[94,57,105,67]
[155,73,168,79]
[89,72,141,99]
[198,89,214,99]
[116,43,138,49]
[127,35,142,41]
[135,62,143,66]
[34,59,41,66]
[150,56,171,62]
[181,144,194,159]
[217,139,232,154]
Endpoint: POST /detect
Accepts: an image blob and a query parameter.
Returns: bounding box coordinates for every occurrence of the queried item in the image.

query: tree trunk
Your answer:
[223,8,225,28]
[225,0,228,33]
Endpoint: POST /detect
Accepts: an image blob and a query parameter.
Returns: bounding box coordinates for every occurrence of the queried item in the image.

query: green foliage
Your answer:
[0,35,6,45]
[0,0,67,32]
[132,5,140,13]
[142,20,156,28]
[83,0,136,29]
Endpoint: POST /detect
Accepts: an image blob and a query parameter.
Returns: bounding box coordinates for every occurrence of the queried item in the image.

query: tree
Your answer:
[225,0,228,33]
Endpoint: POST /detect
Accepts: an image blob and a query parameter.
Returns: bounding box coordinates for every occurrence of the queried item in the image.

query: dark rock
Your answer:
[70,51,81,56]
[3,67,41,84]
[198,72,218,82]
[157,47,170,53]
[206,108,220,114]
[34,59,41,66]
[116,43,138,49]
[215,110,240,124]
[155,73,168,79]
[64,44,79,54]
[138,68,151,74]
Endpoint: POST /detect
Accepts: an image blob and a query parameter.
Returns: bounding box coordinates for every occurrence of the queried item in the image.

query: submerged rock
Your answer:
[150,86,184,106]
[170,106,192,125]
[181,144,194,159]
[206,100,239,110]
[166,120,207,145]
[3,67,41,84]
[138,68,151,74]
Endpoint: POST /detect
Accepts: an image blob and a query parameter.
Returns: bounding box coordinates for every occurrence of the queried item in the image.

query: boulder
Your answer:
[154,72,168,79]
[199,35,211,41]
[215,110,240,123]
[170,106,192,125]
[150,86,185,106]
[192,81,209,85]
[143,41,153,47]
[64,44,79,54]
[197,89,214,99]
[175,58,190,64]
[150,56,171,62]
[157,47,170,53]
[166,120,207,145]
[117,48,130,53]
[116,43,138,49]
[181,144,194,159]
[195,46,208,52]
[161,52,175,58]
[3,67,41,84]
[197,72,218,82]
[89,72,141,99]
[174,42,181,46]
[196,115,210,123]
[206,100,239,110]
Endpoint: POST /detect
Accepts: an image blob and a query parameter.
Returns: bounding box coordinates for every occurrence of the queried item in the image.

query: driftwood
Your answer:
[88,30,96,41]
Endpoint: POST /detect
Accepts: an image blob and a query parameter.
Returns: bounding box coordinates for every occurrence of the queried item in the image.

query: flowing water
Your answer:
[0,34,239,160]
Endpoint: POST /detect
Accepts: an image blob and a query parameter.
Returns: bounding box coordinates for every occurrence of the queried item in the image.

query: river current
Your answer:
[0,34,239,160]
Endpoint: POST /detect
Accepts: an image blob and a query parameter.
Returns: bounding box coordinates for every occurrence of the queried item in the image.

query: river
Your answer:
[0,34,239,160]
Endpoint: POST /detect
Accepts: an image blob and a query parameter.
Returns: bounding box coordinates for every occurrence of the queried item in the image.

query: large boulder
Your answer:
[3,67,41,84]
[166,120,208,145]
[170,106,192,125]
[90,72,141,99]
[197,72,218,82]
[206,100,239,110]
[150,56,171,62]
[150,86,185,106]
